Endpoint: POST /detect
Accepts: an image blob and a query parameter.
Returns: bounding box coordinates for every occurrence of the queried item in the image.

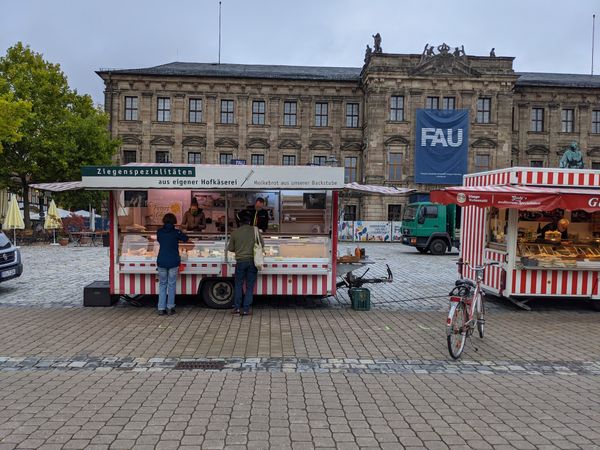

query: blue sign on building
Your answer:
[414,109,469,184]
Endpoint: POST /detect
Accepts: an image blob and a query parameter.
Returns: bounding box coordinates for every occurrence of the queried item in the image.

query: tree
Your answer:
[0,81,31,152]
[0,42,118,228]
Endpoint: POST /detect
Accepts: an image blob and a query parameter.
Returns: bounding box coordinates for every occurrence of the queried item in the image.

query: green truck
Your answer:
[401,202,460,255]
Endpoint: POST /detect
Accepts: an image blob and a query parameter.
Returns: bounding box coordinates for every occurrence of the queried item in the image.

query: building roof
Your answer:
[97,62,600,89]
[515,72,600,89]
[97,62,362,82]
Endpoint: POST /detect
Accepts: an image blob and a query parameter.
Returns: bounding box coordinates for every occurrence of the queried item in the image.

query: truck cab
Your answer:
[401,202,460,255]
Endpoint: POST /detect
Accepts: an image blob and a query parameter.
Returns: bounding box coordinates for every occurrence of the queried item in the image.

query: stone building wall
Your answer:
[97,44,600,221]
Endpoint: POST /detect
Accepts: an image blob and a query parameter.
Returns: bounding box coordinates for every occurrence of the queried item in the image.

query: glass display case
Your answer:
[517,241,600,268]
[263,236,329,260]
[119,233,226,263]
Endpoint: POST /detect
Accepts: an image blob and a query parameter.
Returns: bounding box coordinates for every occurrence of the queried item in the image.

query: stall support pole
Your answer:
[224,195,229,263]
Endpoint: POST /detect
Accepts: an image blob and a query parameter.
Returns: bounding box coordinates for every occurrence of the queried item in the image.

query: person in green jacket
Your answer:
[228,210,264,315]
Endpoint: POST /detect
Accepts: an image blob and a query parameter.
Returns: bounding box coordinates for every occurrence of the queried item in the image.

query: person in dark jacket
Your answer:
[156,213,188,315]
[250,197,269,232]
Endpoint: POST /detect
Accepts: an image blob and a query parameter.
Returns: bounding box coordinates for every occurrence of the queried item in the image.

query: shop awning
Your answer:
[30,181,83,192]
[431,185,600,212]
[343,182,415,195]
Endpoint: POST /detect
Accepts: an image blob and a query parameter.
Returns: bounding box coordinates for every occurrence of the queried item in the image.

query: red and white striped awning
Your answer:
[431,184,600,212]
[30,181,83,192]
[344,182,414,195]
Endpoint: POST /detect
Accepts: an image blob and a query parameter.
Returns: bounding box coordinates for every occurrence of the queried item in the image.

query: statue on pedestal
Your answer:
[364,45,372,64]
[559,142,584,169]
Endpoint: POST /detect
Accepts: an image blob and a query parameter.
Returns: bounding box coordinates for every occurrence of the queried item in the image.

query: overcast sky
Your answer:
[2,0,599,105]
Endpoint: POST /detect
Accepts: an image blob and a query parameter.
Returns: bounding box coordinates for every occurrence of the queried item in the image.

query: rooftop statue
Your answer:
[372,33,382,53]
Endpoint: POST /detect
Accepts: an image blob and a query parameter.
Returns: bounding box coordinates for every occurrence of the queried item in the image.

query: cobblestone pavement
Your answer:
[1,244,600,448]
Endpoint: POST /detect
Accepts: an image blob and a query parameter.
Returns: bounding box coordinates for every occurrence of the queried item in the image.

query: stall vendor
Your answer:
[181,198,206,232]
[250,197,269,232]
[538,217,569,240]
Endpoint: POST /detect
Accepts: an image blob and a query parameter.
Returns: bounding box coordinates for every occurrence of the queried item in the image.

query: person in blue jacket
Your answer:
[156,213,188,315]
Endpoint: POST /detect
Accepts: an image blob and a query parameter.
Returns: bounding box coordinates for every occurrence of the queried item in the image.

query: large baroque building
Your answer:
[97,41,600,221]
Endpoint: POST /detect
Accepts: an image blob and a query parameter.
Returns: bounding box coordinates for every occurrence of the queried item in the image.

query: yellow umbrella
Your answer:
[2,194,25,246]
[44,199,63,245]
[0,190,8,224]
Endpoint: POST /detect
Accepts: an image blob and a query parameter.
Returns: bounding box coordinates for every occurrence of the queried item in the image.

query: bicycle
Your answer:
[446,260,499,359]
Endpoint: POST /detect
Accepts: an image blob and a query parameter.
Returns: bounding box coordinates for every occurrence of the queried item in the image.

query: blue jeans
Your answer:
[234,260,258,312]
[158,267,178,311]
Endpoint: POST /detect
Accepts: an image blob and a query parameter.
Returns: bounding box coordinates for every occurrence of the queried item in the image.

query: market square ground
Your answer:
[0,243,599,449]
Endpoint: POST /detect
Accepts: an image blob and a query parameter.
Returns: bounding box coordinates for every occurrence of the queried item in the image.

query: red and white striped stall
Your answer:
[431,167,600,308]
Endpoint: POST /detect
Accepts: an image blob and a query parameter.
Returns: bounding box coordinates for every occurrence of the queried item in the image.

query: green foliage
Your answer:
[0,42,119,227]
[0,80,31,152]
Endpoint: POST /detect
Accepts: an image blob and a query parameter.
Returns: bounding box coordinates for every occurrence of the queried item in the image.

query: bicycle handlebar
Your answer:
[456,261,499,272]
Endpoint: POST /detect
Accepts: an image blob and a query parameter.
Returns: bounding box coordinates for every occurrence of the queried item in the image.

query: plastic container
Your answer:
[349,288,371,311]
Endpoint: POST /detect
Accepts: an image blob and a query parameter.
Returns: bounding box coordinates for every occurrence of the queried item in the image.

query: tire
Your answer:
[591,301,600,312]
[476,294,485,338]
[447,301,467,359]
[429,239,447,255]
[417,247,429,254]
[201,279,234,309]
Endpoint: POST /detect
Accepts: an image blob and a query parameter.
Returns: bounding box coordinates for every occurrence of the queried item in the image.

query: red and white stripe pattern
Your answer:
[459,205,486,282]
[483,249,506,295]
[464,170,512,187]
[514,168,600,187]
[114,271,331,296]
[511,269,599,297]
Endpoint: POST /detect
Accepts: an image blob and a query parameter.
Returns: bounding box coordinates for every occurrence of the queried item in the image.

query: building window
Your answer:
[346,103,359,128]
[343,205,357,221]
[390,96,404,121]
[219,153,233,165]
[124,96,138,121]
[157,97,171,122]
[313,155,327,166]
[388,153,402,181]
[442,97,456,110]
[155,151,169,163]
[531,108,544,132]
[252,100,266,125]
[315,102,328,127]
[220,100,234,124]
[426,96,439,109]
[388,205,402,221]
[592,161,600,170]
[282,155,296,165]
[592,110,600,134]
[189,99,203,123]
[123,150,137,164]
[283,101,297,126]
[561,108,574,132]
[474,154,491,173]
[476,98,491,124]
[344,157,358,183]
[251,154,265,165]
[187,152,201,164]
[530,160,544,168]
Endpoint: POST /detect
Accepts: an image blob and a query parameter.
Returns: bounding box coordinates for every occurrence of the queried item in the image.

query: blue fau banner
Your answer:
[415,109,469,185]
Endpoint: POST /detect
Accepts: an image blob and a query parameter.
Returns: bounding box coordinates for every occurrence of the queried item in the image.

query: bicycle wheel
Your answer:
[476,294,485,339]
[447,301,467,359]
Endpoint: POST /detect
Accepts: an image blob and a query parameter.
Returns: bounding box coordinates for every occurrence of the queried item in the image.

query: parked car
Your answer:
[0,231,23,282]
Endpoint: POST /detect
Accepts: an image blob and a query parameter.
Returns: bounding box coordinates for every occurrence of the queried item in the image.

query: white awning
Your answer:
[344,182,415,195]
[30,181,83,192]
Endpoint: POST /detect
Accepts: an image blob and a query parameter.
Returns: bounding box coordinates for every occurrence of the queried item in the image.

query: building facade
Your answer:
[97,42,600,221]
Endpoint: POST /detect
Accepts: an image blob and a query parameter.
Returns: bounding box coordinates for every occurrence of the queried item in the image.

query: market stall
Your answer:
[76,164,345,308]
[431,167,600,309]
